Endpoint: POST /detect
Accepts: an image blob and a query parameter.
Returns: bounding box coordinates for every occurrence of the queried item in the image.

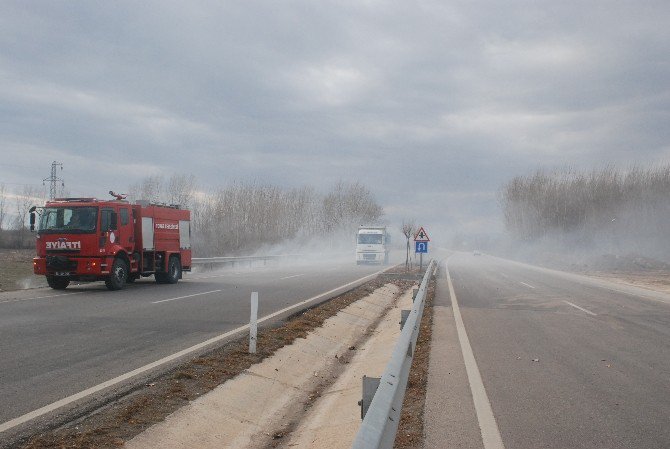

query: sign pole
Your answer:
[420,252,423,271]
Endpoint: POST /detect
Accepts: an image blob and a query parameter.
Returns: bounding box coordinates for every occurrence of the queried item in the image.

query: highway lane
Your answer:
[0,259,385,432]
[445,252,670,448]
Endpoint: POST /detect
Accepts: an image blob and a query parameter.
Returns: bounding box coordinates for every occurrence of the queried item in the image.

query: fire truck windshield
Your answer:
[358,234,383,244]
[39,206,98,233]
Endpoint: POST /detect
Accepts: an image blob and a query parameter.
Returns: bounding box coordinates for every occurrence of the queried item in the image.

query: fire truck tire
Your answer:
[155,256,181,284]
[166,256,181,284]
[105,258,128,291]
[46,276,69,290]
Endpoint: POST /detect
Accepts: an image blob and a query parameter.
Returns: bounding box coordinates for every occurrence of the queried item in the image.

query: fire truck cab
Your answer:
[31,194,192,291]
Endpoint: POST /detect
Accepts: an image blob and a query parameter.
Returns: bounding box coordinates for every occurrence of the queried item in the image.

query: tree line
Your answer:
[128,175,384,256]
[499,165,670,257]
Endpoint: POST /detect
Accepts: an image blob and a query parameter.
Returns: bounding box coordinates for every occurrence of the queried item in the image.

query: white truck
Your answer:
[356,226,389,265]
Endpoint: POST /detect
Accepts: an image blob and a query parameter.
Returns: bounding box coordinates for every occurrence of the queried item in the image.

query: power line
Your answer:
[0,181,43,186]
[0,163,35,170]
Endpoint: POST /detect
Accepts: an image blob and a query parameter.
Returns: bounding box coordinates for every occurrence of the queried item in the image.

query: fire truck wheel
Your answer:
[46,276,69,290]
[105,258,128,291]
[166,256,182,284]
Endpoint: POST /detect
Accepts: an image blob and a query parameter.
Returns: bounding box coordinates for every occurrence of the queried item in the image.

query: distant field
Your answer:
[0,249,46,291]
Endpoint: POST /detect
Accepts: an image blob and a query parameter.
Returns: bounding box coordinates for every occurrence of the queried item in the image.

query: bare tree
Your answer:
[0,183,6,247]
[128,173,198,209]
[0,183,6,230]
[322,181,384,233]
[401,220,416,270]
[166,173,197,208]
[128,174,164,204]
[14,185,44,248]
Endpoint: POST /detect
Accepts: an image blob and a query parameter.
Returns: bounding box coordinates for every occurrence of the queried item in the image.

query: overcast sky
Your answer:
[1,1,669,240]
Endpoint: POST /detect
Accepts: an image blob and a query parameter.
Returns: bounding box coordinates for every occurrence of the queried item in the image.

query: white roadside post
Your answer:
[250,292,258,353]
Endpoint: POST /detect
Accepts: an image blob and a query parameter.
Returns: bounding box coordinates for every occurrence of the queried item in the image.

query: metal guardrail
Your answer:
[351,259,437,449]
[191,254,305,266]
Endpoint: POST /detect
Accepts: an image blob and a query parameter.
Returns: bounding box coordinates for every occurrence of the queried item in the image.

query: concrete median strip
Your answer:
[285,288,415,449]
[125,284,411,449]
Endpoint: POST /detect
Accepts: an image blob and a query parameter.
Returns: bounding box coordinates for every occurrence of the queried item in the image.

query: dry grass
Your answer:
[0,249,44,292]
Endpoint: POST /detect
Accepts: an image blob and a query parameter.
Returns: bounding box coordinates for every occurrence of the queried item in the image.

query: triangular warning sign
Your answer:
[414,226,430,242]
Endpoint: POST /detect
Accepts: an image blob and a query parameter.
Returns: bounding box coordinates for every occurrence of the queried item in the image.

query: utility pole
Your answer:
[43,161,64,200]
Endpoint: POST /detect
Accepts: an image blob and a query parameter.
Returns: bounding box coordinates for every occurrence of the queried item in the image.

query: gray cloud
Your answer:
[1,0,669,238]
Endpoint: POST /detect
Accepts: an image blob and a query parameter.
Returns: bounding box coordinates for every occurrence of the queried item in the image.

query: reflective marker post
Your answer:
[250,292,258,353]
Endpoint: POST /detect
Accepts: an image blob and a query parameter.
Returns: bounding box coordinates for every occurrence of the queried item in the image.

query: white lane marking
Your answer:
[0,291,85,305]
[485,254,670,306]
[446,262,505,449]
[152,290,222,304]
[0,267,389,434]
[278,274,304,280]
[563,300,597,316]
[519,282,536,289]
[184,275,230,281]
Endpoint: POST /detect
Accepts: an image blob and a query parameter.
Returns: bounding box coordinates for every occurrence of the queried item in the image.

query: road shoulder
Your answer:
[424,267,483,449]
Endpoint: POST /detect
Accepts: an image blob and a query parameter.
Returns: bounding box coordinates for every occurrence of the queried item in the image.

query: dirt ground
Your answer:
[569,254,670,294]
[0,249,44,292]
[516,251,670,295]
[585,270,670,294]
[14,276,417,449]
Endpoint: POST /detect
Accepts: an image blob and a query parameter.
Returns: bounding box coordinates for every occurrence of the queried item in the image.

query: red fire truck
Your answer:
[30,192,192,291]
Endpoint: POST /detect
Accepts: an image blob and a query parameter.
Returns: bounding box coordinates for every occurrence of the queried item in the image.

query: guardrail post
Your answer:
[412,288,418,302]
[399,309,411,329]
[358,375,381,419]
[249,292,258,354]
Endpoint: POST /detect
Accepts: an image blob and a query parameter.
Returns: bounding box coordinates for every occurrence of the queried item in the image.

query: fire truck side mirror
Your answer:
[29,206,36,232]
[110,211,118,230]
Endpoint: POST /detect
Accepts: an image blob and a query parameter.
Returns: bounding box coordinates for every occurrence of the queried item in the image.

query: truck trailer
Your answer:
[31,193,191,291]
[356,226,389,265]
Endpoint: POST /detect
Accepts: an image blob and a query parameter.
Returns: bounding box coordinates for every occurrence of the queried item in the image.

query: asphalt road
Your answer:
[427,252,670,448]
[0,257,386,437]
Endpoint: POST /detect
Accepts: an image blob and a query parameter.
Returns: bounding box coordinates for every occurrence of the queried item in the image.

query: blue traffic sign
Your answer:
[415,241,428,253]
